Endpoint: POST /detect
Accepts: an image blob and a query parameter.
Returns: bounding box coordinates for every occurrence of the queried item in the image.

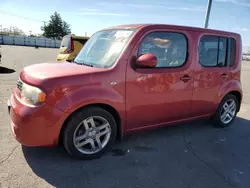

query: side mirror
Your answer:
[135,53,157,68]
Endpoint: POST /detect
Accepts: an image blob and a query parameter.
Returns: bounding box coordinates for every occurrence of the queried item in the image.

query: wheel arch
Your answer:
[219,90,242,112]
[227,90,242,112]
[217,80,242,112]
[58,103,123,145]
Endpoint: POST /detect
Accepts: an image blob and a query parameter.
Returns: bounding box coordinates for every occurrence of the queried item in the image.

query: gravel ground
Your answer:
[0,45,249,188]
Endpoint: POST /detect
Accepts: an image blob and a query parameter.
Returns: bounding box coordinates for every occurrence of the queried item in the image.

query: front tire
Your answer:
[213,94,239,128]
[63,107,117,159]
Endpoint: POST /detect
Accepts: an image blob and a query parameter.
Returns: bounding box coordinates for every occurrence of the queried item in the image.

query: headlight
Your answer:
[20,82,46,105]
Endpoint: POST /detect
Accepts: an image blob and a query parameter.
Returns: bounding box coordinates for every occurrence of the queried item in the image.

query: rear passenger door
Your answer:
[192,35,236,116]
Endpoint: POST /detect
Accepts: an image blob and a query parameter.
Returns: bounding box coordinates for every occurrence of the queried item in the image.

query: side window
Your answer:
[138,32,188,68]
[199,35,228,67]
[218,37,227,66]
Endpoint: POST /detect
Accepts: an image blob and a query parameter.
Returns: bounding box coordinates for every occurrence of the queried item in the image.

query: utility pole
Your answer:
[0,25,3,44]
[204,0,212,28]
[40,21,46,32]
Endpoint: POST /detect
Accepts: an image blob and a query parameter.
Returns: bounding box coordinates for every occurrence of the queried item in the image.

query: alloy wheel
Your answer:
[220,99,236,124]
[73,116,111,154]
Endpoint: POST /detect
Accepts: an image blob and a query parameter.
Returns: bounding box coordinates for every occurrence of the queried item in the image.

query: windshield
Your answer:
[74,29,136,68]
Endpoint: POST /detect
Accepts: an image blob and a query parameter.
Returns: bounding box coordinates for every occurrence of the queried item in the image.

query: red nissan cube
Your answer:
[8,24,243,159]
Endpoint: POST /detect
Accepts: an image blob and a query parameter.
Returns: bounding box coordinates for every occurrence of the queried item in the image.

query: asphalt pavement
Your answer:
[0,46,249,188]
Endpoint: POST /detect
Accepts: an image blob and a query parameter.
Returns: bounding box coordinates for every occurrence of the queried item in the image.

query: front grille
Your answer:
[17,78,23,92]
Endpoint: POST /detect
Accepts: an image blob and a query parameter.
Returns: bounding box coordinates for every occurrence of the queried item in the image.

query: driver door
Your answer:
[126,29,194,130]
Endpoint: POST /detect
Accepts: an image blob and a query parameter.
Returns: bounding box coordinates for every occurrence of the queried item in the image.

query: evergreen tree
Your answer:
[43,11,71,39]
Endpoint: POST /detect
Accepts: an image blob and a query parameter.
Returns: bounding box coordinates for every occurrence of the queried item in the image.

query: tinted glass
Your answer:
[218,37,227,66]
[199,36,228,67]
[74,29,136,68]
[199,36,219,67]
[138,32,187,68]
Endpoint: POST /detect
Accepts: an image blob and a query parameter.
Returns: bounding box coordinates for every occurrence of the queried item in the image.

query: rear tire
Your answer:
[212,94,239,128]
[63,107,117,159]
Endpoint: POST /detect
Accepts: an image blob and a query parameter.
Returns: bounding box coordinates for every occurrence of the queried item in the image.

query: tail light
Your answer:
[70,36,75,53]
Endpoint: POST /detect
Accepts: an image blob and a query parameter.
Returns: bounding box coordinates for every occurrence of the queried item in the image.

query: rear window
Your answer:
[61,36,71,48]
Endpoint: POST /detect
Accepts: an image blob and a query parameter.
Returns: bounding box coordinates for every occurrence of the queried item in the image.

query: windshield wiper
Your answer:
[73,60,94,67]
[79,63,94,67]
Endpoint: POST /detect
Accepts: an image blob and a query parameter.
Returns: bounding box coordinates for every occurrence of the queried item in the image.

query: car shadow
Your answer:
[22,117,250,188]
[0,66,15,74]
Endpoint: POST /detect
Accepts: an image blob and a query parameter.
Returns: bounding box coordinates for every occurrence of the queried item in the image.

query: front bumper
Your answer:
[8,92,68,147]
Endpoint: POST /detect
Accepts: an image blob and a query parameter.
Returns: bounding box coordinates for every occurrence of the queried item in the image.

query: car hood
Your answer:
[20,62,106,84]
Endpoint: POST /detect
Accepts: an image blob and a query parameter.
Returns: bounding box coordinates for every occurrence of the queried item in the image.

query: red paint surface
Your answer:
[135,53,157,68]
[9,24,242,146]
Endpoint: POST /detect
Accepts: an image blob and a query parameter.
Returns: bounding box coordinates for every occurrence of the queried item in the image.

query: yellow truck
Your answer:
[56,35,89,62]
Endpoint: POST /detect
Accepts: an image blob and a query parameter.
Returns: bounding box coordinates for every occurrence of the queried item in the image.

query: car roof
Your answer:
[103,24,240,37]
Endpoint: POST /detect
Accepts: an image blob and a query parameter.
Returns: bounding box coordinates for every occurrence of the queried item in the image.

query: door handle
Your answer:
[220,73,228,79]
[180,75,191,82]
